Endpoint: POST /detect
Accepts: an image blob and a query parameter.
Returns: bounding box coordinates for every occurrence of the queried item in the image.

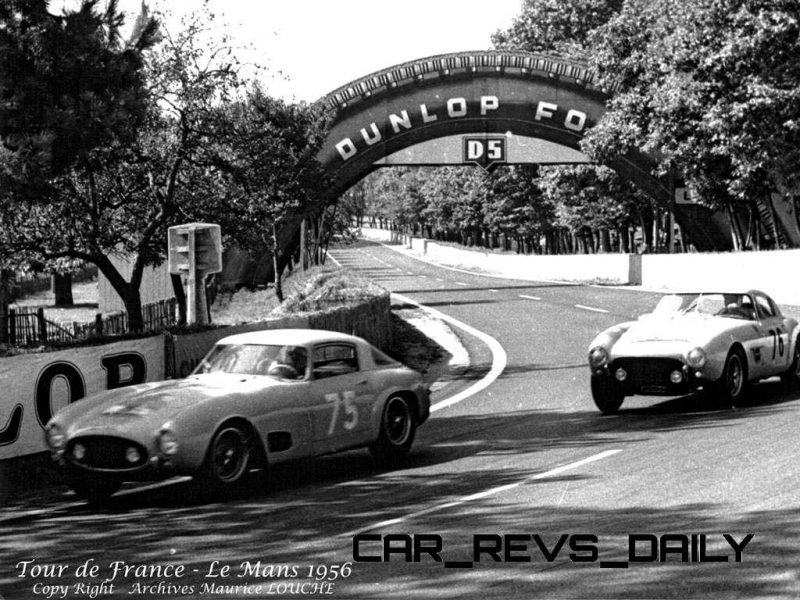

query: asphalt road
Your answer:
[2,240,799,600]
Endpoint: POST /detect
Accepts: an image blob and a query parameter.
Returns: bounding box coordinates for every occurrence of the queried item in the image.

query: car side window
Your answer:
[312,344,359,379]
[371,347,398,367]
[755,295,777,319]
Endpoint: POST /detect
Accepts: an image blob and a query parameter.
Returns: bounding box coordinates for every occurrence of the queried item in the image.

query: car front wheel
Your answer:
[780,339,800,390]
[200,425,253,490]
[591,375,624,414]
[717,348,748,406]
[370,394,416,468]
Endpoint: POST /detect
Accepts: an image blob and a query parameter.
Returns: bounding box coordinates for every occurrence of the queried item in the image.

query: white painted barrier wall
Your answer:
[361,227,634,284]
[0,336,165,460]
[423,241,633,283]
[358,226,404,244]
[359,228,800,306]
[641,250,800,306]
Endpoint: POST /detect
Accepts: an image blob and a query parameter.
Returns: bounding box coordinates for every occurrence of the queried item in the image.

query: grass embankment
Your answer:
[212,265,445,376]
[272,269,386,315]
[211,266,385,323]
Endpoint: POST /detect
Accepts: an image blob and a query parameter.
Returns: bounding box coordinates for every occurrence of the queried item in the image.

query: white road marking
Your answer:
[326,252,342,267]
[342,449,621,538]
[488,289,498,293]
[455,282,468,287]
[519,294,541,301]
[116,476,192,496]
[391,292,507,414]
[575,304,609,314]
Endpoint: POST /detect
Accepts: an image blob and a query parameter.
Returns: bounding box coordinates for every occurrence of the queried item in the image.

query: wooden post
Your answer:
[0,270,8,344]
[300,217,307,273]
[8,308,16,345]
[36,307,47,343]
[51,272,74,306]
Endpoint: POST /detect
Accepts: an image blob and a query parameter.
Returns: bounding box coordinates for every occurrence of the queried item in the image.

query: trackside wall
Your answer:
[361,227,634,285]
[360,228,800,307]
[639,250,800,306]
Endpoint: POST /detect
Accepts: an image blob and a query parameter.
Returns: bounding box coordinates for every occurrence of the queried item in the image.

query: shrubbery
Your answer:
[272,269,386,315]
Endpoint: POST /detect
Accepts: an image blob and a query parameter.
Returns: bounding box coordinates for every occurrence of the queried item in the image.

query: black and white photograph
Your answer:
[1,0,799,598]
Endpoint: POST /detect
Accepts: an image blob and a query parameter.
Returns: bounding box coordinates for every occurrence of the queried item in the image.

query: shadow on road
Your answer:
[1,381,797,599]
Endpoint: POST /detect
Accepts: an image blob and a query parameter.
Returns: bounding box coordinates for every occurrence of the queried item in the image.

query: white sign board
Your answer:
[0,336,164,460]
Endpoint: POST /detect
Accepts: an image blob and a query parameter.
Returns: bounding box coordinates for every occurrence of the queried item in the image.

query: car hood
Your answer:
[57,374,281,438]
[613,313,738,352]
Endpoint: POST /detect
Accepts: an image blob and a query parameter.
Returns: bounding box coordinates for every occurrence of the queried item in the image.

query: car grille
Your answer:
[66,436,148,471]
[612,357,686,393]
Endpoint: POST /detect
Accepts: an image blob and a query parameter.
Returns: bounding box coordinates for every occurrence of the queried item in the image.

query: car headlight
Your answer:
[45,422,66,451]
[687,347,707,369]
[157,425,179,457]
[589,346,609,369]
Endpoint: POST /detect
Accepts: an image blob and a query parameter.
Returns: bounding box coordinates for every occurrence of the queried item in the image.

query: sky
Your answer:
[54,0,524,102]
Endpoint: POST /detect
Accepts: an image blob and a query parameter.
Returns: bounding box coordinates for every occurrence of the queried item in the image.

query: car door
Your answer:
[753,293,790,375]
[308,342,376,453]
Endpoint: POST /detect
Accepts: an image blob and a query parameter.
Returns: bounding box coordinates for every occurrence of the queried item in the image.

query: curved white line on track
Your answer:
[341,449,621,538]
[326,252,342,268]
[392,292,507,414]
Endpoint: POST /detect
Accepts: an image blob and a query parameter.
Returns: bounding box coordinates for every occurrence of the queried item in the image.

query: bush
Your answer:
[272,269,387,315]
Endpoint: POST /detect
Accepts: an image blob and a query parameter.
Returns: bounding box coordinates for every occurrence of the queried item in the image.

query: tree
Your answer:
[584,0,800,248]
[0,0,157,184]
[0,0,156,335]
[539,165,657,253]
[491,0,654,252]
[491,0,624,57]
[0,5,245,331]
[205,86,332,302]
[485,166,557,253]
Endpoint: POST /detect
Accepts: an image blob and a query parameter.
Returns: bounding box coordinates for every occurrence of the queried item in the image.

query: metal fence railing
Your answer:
[2,298,177,347]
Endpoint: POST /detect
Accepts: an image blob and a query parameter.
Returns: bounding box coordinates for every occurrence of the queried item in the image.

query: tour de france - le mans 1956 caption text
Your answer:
[13,559,351,598]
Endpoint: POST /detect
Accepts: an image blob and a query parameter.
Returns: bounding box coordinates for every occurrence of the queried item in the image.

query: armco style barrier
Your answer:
[0,293,392,494]
[360,227,800,307]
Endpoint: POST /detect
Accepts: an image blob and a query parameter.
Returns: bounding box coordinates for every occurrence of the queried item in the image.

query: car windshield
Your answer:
[193,344,309,380]
[652,293,755,320]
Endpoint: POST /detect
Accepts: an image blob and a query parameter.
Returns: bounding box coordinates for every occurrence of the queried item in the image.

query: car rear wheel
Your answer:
[200,425,253,490]
[780,339,800,390]
[718,348,748,406]
[591,376,624,414]
[370,394,416,468]
[67,470,121,507]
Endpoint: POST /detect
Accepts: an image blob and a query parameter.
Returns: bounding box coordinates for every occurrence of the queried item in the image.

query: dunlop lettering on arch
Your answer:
[333,96,589,162]
[316,50,674,207]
